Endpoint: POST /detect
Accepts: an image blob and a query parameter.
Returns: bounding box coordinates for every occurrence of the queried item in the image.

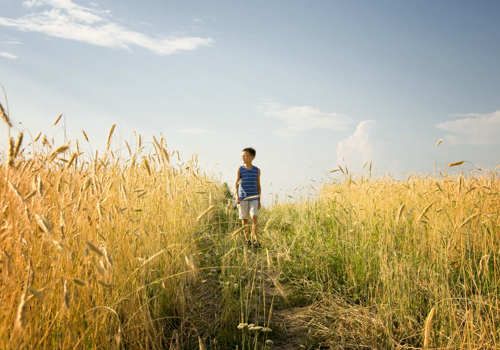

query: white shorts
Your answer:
[238,200,259,219]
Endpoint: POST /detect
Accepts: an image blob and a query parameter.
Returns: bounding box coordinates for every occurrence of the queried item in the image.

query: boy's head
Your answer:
[241,147,256,163]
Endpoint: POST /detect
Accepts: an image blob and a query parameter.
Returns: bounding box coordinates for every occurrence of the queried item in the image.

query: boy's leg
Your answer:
[251,215,258,242]
[249,200,259,245]
[241,219,250,241]
[238,201,250,242]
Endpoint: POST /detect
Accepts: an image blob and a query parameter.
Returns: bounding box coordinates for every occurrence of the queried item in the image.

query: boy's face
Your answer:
[241,151,254,164]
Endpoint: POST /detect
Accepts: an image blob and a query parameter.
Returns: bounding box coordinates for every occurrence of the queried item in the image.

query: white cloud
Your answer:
[261,102,352,135]
[178,128,211,135]
[1,39,22,45]
[0,0,213,55]
[335,120,405,175]
[0,52,18,60]
[336,120,375,168]
[436,110,500,145]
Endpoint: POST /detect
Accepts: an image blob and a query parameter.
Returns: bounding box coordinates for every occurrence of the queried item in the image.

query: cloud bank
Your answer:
[0,52,18,60]
[261,102,352,135]
[0,0,213,55]
[336,120,405,175]
[336,120,376,169]
[436,110,500,145]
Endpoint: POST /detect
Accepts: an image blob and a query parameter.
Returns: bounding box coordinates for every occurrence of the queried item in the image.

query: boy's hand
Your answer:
[258,201,261,209]
[236,197,240,205]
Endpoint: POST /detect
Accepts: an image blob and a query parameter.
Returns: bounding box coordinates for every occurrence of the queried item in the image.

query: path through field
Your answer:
[244,246,322,350]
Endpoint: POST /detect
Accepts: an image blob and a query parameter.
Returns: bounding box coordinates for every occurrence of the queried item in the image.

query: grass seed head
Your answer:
[0,102,12,128]
[86,241,104,257]
[423,306,436,348]
[81,129,89,142]
[33,132,41,142]
[53,113,63,126]
[106,124,116,151]
[13,291,28,335]
[13,132,23,159]
[35,214,51,234]
[8,136,15,166]
[49,144,70,162]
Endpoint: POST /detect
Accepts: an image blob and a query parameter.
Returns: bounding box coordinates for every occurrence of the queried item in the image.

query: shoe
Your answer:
[252,241,261,248]
[246,240,252,247]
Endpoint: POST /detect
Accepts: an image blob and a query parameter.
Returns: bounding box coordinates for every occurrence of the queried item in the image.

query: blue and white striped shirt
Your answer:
[238,165,259,201]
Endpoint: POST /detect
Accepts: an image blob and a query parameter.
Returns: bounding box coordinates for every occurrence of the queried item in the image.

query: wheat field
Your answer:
[0,110,499,349]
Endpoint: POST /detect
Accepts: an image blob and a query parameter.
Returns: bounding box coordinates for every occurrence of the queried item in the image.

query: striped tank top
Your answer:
[238,165,259,201]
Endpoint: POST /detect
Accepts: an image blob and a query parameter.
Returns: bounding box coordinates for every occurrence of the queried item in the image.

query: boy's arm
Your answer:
[257,168,261,209]
[235,168,241,204]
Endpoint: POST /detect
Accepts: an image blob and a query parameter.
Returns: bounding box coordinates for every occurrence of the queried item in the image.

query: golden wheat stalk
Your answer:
[396,203,406,223]
[49,145,70,162]
[28,287,43,302]
[33,132,41,142]
[0,102,12,128]
[417,202,434,223]
[81,130,89,142]
[13,290,28,335]
[8,136,14,166]
[24,190,36,201]
[125,141,132,156]
[423,306,436,348]
[161,147,170,164]
[73,278,86,286]
[66,152,77,169]
[36,176,44,196]
[86,241,104,257]
[448,160,464,167]
[137,134,142,150]
[35,214,51,234]
[51,239,65,250]
[197,205,215,222]
[8,181,24,203]
[63,279,70,310]
[97,280,112,288]
[143,158,152,176]
[457,213,479,230]
[152,136,161,153]
[101,245,113,266]
[106,124,116,151]
[53,113,63,126]
[13,132,23,159]
[263,216,273,232]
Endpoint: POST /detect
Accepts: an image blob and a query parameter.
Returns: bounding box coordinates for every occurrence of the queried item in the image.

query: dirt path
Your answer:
[256,253,319,349]
[271,306,312,350]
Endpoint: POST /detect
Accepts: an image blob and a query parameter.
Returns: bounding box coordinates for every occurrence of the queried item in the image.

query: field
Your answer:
[0,119,499,349]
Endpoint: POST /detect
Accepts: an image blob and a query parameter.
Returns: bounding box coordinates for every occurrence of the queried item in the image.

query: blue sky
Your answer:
[1,0,499,203]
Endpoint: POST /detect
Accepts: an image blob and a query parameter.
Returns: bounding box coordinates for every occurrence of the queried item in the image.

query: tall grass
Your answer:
[1,105,498,349]
[0,124,227,349]
[261,171,500,349]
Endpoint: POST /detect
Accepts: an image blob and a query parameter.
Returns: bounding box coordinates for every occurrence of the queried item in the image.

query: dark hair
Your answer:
[242,147,256,157]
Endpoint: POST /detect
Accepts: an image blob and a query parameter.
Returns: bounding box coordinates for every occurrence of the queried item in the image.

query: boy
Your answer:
[235,147,261,247]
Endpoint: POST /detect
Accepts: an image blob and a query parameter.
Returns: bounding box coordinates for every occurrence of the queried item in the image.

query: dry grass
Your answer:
[1,110,498,349]
[261,170,500,349]
[0,127,225,349]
